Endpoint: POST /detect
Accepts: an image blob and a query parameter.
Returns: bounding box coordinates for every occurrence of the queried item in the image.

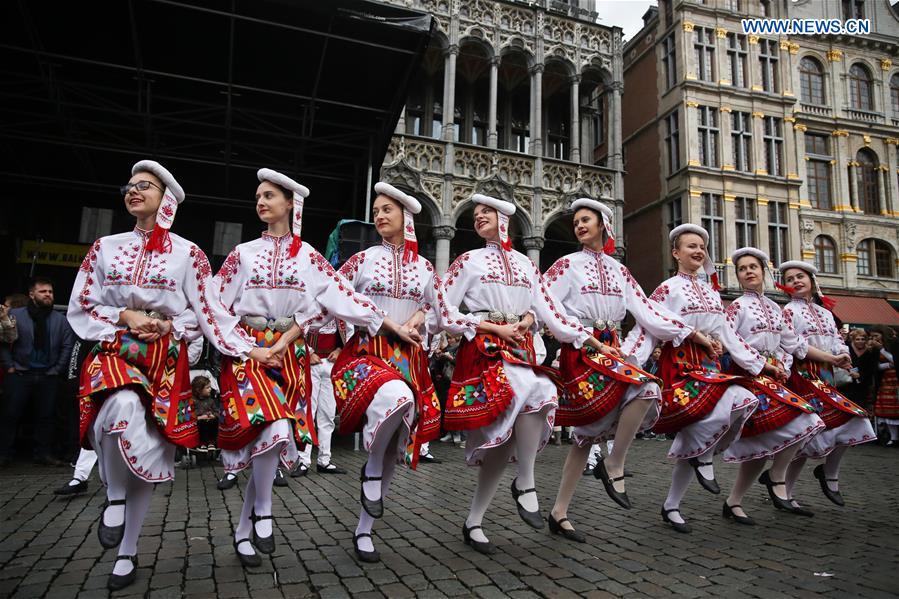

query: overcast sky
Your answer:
[595,0,657,42]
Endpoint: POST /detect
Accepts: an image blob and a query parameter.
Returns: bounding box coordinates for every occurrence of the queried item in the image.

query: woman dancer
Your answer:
[630,225,782,533]
[330,182,478,562]
[719,248,825,523]
[543,198,712,541]
[69,160,264,590]
[442,194,607,553]
[779,261,875,508]
[215,169,410,566]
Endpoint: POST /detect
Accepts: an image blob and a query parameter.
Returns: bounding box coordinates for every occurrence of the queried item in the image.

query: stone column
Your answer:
[793,123,808,202]
[487,56,499,149]
[751,111,765,175]
[878,165,889,215]
[570,74,581,163]
[831,131,850,211]
[886,139,899,215]
[608,81,623,172]
[522,236,544,267]
[443,45,458,142]
[847,161,858,211]
[720,106,734,171]
[432,225,456,275]
[783,117,799,182]
[686,101,701,166]
[530,64,544,157]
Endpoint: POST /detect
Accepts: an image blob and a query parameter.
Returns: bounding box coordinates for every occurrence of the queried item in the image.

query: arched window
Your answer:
[856,148,880,213]
[891,73,899,115]
[814,235,838,274]
[800,57,825,105]
[849,63,873,110]
[857,239,896,277]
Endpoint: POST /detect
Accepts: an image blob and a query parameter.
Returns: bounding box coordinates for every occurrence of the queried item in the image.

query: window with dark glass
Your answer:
[701,193,724,263]
[698,106,719,167]
[758,39,779,93]
[891,73,899,114]
[726,33,748,88]
[732,111,752,172]
[842,0,865,20]
[814,235,837,273]
[800,57,825,105]
[694,27,716,83]
[805,134,832,210]
[665,110,680,173]
[856,149,880,213]
[662,34,677,90]
[767,202,788,265]
[763,116,783,176]
[734,197,757,248]
[849,64,873,111]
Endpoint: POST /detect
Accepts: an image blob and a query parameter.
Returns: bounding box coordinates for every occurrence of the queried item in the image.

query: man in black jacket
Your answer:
[0,277,74,466]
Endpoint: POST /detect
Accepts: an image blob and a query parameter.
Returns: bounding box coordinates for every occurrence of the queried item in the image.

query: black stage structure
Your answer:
[0,0,433,300]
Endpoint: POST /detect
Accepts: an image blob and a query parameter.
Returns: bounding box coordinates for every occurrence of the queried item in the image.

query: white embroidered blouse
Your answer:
[624,272,765,374]
[443,242,589,347]
[782,297,848,358]
[725,291,804,372]
[543,248,692,351]
[215,232,386,338]
[68,227,254,359]
[336,241,478,341]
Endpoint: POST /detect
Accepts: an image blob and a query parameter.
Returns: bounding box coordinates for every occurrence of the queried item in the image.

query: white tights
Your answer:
[233,445,281,555]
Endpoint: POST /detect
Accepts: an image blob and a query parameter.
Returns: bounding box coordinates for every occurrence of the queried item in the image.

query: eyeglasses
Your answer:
[120,180,162,195]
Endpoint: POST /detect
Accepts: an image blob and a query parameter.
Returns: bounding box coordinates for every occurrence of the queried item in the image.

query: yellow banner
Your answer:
[18,240,90,268]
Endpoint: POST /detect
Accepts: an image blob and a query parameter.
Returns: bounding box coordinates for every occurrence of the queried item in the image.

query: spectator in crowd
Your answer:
[0,300,18,344]
[870,326,899,446]
[53,337,99,495]
[0,277,74,466]
[434,334,464,447]
[192,376,220,451]
[645,345,662,376]
[839,328,878,409]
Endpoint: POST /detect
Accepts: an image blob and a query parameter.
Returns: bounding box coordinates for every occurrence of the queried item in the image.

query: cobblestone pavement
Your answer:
[0,439,896,598]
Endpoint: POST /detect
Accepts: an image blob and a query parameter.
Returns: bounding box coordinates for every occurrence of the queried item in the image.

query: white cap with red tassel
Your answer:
[571,197,616,255]
[257,168,310,257]
[374,181,422,264]
[669,223,720,291]
[131,160,185,254]
[472,193,516,251]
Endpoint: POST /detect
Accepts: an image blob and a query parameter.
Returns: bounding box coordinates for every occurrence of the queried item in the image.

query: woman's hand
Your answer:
[402,310,426,333]
[309,352,322,366]
[762,362,787,382]
[585,336,621,358]
[249,347,282,368]
[833,353,852,370]
[690,331,718,360]
[513,313,535,338]
[383,318,423,346]
[491,323,523,347]
[327,348,341,362]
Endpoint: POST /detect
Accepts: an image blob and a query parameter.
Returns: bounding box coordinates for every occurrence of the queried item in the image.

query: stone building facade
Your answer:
[376,0,623,274]
[622,0,899,303]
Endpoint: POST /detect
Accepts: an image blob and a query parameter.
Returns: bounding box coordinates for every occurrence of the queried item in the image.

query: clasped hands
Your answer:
[120,309,173,343]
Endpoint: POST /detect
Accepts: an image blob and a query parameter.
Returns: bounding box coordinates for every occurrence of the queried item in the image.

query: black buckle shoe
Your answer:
[360,462,383,519]
[462,524,496,554]
[54,479,88,496]
[722,502,756,525]
[687,457,720,495]
[593,457,632,509]
[217,473,238,490]
[547,514,586,543]
[758,470,793,511]
[353,532,381,563]
[419,452,442,464]
[273,468,289,487]
[510,478,544,529]
[107,555,138,591]
[661,507,691,534]
[250,510,275,554]
[98,498,126,549]
[786,499,815,517]
[233,538,262,568]
[290,463,309,478]
[813,465,844,506]
[316,463,347,474]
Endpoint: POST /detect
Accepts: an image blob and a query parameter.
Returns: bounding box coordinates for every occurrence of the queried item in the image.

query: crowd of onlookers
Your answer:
[0,277,897,479]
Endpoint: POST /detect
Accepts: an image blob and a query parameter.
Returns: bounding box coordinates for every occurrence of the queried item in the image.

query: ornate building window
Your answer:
[693,27,716,83]
[800,57,825,105]
[697,106,719,167]
[662,34,677,90]
[857,239,894,277]
[763,116,783,176]
[665,110,680,173]
[805,134,832,210]
[856,148,880,213]
[814,235,838,274]
[701,193,725,263]
[849,63,874,111]
[767,201,788,266]
[731,111,752,172]
[891,73,899,115]
[726,33,748,88]
[734,197,757,249]
[758,39,779,93]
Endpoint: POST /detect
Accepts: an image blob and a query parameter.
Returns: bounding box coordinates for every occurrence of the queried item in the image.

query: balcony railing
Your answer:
[797,103,832,117]
[845,108,883,124]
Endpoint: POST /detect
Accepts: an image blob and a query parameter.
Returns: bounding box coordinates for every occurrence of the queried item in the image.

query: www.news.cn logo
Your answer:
[741,19,871,35]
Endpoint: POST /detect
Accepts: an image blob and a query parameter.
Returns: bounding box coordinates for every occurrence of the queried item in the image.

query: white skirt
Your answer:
[90,388,175,484]
[360,379,415,463]
[723,412,825,463]
[572,382,661,447]
[465,362,558,466]
[668,385,758,460]
[798,415,876,459]
[221,419,298,473]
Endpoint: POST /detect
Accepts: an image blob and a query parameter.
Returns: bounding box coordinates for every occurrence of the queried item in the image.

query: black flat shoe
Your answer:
[353,532,380,563]
[233,538,261,568]
[107,555,138,591]
[786,499,814,517]
[290,463,309,478]
[758,470,794,511]
[547,514,586,543]
[593,457,631,509]
[250,510,275,554]
[316,463,346,474]
[661,507,691,534]
[722,502,756,525]
[273,468,289,487]
[419,453,442,464]
[687,457,720,495]
[217,473,238,490]
[98,498,126,549]
[462,524,496,555]
[360,462,383,519]
[510,478,544,529]
[582,464,593,476]
[813,465,844,506]
[54,479,87,496]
